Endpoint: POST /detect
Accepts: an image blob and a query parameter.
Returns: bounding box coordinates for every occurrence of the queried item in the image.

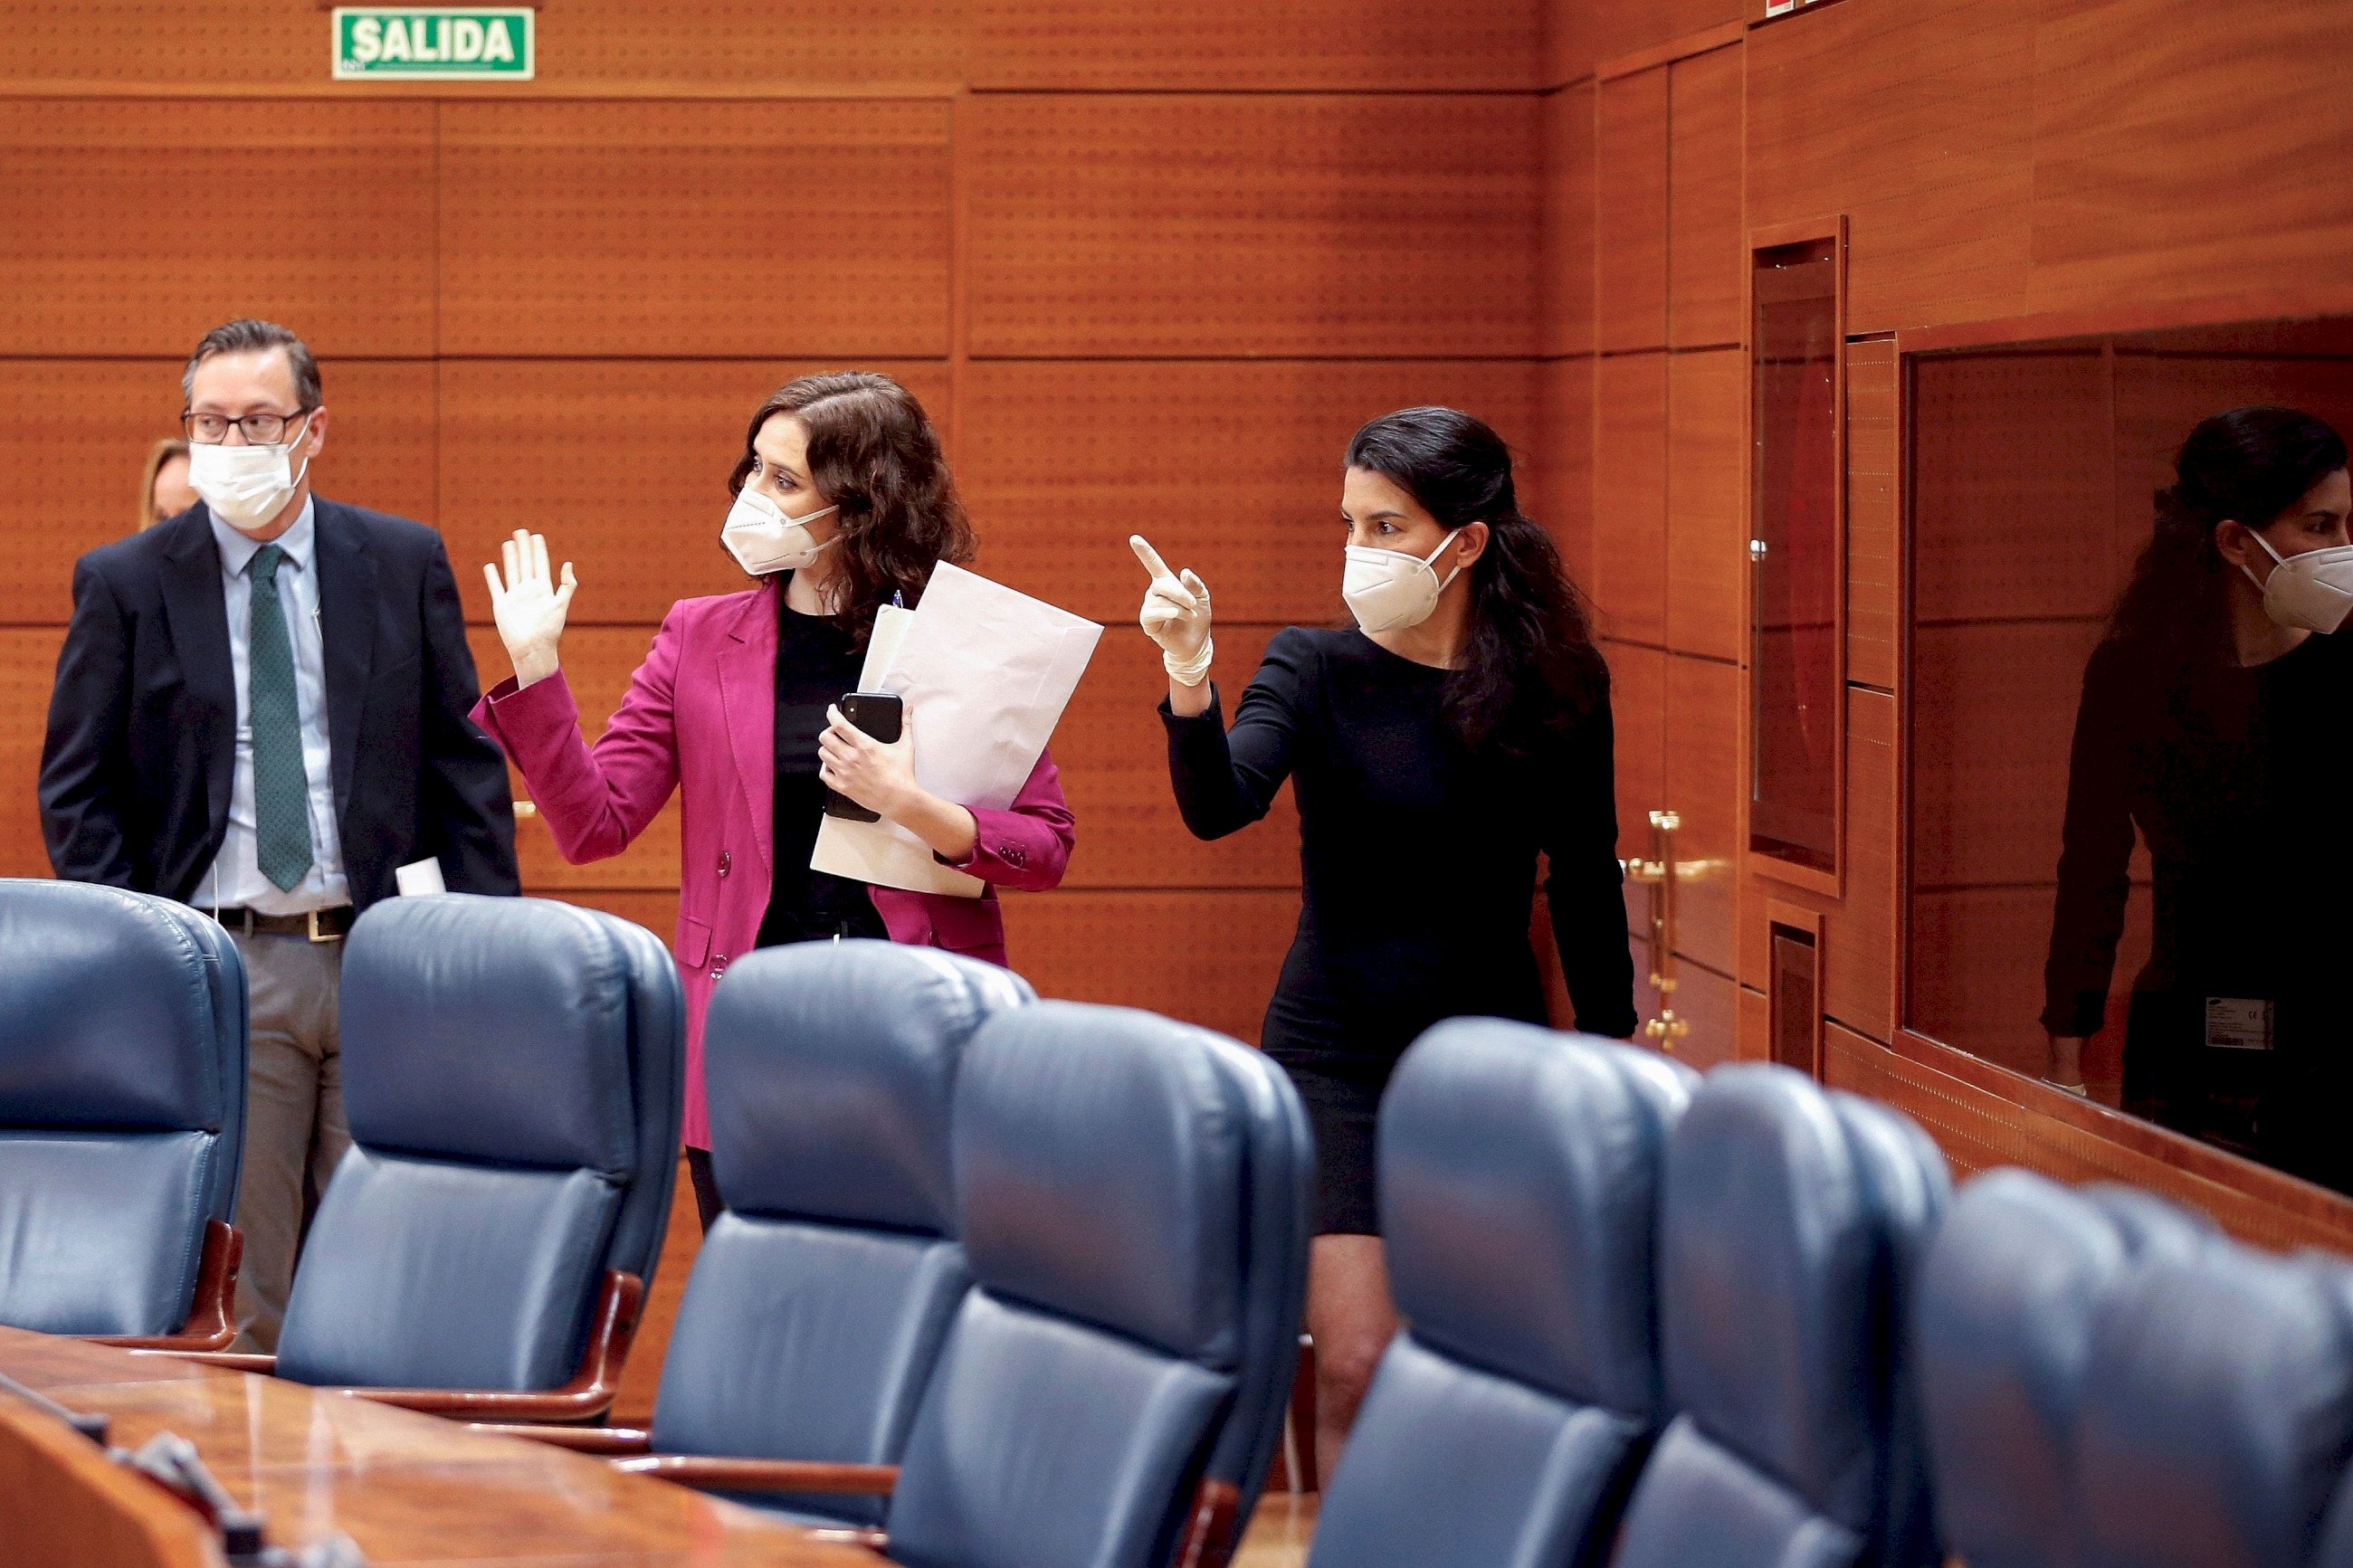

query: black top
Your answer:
[40,499,519,908]
[1162,627,1637,1074]
[757,593,886,947]
[2043,631,2353,1036]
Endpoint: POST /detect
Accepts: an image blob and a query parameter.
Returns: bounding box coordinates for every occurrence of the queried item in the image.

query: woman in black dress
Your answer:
[2044,406,2352,1188]
[1134,406,1635,1476]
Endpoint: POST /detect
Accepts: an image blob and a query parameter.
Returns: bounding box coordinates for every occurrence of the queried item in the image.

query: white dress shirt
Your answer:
[197,497,351,913]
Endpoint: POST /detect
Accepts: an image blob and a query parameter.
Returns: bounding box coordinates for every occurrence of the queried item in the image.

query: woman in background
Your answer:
[476,372,1073,1230]
[138,437,195,529]
[2044,405,2351,1190]
[1134,405,1635,1477]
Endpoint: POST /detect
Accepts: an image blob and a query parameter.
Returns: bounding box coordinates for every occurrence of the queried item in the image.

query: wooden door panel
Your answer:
[1050,626,1300,891]
[1665,652,1739,976]
[1847,339,1899,690]
[439,101,952,356]
[0,101,435,356]
[1668,43,1744,349]
[1000,889,1301,1044]
[1542,81,1598,356]
[1594,353,1669,644]
[1665,348,1745,661]
[958,358,1541,625]
[974,0,1541,90]
[967,94,1540,357]
[1596,66,1669,353]
[438,359,951,628]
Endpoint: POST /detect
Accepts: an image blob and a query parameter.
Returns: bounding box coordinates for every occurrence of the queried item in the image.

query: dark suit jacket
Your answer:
[40,498,519,909]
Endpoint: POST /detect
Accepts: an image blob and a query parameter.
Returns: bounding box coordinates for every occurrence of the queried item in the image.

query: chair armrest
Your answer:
[87,1222,243,1353]
[1175,1478,1243,1568]
[145,1351,276,1373]
[610,1456,900,1496]
[347,1270,643,1422]
[465,1423,652,1454]
[805,1526,891,1552]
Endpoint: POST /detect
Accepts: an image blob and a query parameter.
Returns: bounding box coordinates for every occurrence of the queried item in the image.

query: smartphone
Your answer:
[823,691,905,823]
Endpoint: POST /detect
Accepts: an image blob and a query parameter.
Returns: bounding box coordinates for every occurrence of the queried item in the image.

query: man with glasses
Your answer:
[40,318,519,1350]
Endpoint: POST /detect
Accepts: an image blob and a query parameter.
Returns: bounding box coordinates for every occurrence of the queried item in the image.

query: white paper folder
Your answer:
[811,564,1102,898]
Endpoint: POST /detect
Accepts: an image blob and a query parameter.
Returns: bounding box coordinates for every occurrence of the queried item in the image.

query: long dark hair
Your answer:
[728,371,974,648]
[2105,405,2348,667]
[1345,406,1605,753]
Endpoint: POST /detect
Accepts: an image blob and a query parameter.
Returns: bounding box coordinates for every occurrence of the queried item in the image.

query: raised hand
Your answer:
[481,528,576,689]
[1130,534,1213,685]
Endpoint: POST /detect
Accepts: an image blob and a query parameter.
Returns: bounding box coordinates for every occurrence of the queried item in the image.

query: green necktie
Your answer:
[247,544,315,892]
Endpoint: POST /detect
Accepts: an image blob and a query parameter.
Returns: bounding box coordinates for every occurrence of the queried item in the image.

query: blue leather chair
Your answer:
[548,942,1031,1522]
[0,880,246,1348]
[256,895,681,1419]
[2073,1224,2353,1568]
[1914,1170,2214,1568]
[1307,1019,1699,1568]
[1611,1063,1951,1568]
[729,1000,1311,1567]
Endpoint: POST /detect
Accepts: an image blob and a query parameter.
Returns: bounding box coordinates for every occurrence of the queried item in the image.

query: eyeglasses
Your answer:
[181,408,313,445]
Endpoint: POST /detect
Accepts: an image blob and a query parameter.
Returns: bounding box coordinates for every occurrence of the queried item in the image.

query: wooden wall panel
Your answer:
[1531,356,1597,591]
[1541,82,1597,357]
[1665,349,1745,660]
[1547,0,1748,91]
[0,629,64,879]
[1664,652,1739,976]
[1907,883,2151,1081]
[0,359,436,629]
[438,359,952,627]
[0,101,434,356]
[956,359,1541,626]
[439,101,953,356]
[1673,957,1740,1071]
[1846,338,1899,689]
[1596,67,1670,354]
[1746,0,2037,335]
[2026,0,2353,317]
[463,627,683,895]
[1053,626,1300,890]
[1667,43,1744,349]
[1604,641,1665,920]
[1001,889,1300,1044]
[968,94,1541,358]
[1910,619,2102,890]
[1594,353,1669,643]
[1910,350,2112,623]
[975,0,1542,90]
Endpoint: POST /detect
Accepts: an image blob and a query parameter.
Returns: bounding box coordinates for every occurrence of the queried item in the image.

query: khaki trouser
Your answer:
[226,928,351,1354]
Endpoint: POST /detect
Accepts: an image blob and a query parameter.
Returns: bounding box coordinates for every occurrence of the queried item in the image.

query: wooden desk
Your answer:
[0,1325,882,1565]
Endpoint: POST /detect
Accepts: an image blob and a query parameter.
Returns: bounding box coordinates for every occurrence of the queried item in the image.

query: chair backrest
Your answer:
[1612,1063,1951,1568]
[0,880,246,1337]
[276,895,682,1391]
[651,940,1032,1525]
[1914,1170,2214,1568]
[884,1001,1312,1568]
[1308,1020,1699,1568]
[2075,1231,2353,1568]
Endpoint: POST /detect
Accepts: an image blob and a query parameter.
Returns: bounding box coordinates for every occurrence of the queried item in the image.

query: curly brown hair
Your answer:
[728,372,975,648]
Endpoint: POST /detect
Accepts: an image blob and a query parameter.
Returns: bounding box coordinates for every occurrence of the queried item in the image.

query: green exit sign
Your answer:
[332,8,535,80]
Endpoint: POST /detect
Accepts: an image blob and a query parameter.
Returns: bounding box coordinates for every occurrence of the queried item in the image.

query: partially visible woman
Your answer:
[475,373,1074,1229]
[1136,405,1635,1478]
[138,437,195,529]
[2044,405,2352,1189]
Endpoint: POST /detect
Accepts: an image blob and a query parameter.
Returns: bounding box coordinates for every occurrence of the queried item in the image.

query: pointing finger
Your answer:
[1129,534,1175,583]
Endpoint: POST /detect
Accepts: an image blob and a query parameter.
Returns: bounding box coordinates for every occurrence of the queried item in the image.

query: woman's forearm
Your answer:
[888,788,979,864]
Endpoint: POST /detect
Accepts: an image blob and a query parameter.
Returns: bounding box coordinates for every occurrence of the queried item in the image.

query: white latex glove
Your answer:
[482,528,576,689]
[1130,534,1214,685]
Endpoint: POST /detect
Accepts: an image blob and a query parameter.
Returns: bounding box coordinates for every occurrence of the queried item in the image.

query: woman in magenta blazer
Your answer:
[474,372,1073,1227]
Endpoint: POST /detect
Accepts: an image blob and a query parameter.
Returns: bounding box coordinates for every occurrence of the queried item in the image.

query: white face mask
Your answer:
[721,488,838,575]
[2242,529,2353,633]
[187,414,314,534]
[1342,528,1463,635]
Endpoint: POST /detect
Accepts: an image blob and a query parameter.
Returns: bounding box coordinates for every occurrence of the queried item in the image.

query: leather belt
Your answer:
[213,906,355,943]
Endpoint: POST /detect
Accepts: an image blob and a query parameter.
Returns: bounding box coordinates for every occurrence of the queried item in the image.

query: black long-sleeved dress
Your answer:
[2044,632,2353,1185]
[1162,627,1636,1232]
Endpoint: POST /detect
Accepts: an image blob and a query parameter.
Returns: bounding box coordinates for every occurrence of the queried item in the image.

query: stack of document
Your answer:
[812,562,1101,898]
